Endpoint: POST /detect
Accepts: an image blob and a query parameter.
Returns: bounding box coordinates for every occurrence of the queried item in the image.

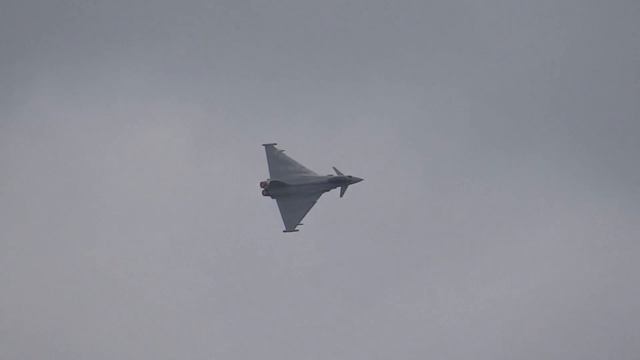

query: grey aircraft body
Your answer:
[260,143,363,232]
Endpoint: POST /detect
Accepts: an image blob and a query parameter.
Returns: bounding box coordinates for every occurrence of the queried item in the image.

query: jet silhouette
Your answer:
[260,143,363,232]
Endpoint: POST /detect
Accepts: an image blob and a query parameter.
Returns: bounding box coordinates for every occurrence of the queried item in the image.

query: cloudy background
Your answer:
[1,0,639,359]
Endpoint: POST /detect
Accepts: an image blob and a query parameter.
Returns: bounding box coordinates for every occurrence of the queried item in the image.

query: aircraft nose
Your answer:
[352,176,363,183]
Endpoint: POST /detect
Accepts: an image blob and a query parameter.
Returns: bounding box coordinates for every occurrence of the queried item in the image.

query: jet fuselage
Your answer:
[260,175,363,198]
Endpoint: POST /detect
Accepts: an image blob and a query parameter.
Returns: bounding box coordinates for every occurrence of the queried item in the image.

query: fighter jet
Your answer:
[260,143,363,232]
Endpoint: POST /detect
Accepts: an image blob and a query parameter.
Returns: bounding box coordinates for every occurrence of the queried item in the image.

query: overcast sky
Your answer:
[1,1,639,359]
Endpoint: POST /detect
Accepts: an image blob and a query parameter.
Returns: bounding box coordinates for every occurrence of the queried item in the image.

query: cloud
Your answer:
[1,1,639,359]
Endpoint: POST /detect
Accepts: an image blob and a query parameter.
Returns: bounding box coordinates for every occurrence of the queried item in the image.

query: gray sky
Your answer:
[1,1,639,359]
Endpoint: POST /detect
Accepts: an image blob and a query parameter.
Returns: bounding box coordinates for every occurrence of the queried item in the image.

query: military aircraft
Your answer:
[260,143,363,232]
